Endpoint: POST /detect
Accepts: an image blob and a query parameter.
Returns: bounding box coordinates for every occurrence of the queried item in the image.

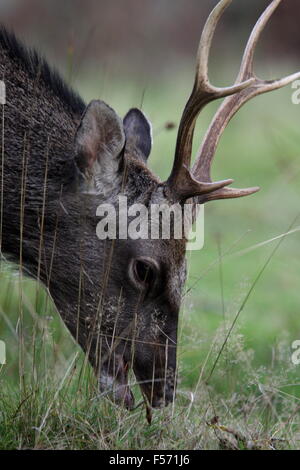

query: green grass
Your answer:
[1,63,300,449]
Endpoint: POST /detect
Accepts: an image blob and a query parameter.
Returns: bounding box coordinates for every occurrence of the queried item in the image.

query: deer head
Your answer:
[73,0,298,409]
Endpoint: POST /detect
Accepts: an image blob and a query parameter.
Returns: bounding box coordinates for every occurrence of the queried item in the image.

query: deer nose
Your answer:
[151,389,175,408]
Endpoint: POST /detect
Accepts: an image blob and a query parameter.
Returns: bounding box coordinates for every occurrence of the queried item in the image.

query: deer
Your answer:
[0,0,299,410]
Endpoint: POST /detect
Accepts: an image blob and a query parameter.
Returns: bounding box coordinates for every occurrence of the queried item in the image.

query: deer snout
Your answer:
[135,366,176,409]
[150,388,175,408]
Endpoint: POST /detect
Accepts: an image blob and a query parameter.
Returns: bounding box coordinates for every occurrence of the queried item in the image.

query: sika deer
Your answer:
[0,0,298,409]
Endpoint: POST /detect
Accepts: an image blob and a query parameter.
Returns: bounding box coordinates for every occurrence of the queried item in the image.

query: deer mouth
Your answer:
[99,354,175,410]
[99,355,135,410]
[135,372,175,409]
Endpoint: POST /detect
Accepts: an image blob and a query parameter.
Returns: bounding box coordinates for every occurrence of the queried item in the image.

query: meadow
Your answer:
[0,59,300,450]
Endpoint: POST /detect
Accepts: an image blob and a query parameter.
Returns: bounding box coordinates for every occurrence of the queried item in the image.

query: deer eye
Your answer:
[129,257,160,296]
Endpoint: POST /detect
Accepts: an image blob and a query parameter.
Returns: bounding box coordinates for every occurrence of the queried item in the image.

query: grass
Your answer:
[1,61,300,449]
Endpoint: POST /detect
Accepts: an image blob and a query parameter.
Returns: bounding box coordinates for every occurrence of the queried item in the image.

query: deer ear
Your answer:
[123,108,152,163]
[75,100,125,195]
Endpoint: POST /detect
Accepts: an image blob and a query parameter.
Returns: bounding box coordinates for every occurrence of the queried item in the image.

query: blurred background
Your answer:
[1,0,300,75]
[1,0,300,399]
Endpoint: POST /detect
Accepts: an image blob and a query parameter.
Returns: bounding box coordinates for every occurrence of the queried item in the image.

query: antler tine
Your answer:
[237,0,281,81]
[166,0,254,197]
[194,0,254,95]
[192,0,300,203]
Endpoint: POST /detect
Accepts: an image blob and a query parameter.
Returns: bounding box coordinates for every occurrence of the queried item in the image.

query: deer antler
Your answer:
[166,0,300,203]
